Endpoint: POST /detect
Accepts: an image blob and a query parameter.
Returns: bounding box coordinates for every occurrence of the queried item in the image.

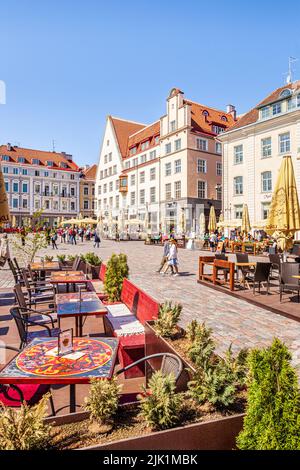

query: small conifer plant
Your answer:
[84,377,122,429]
[154,301,182,337]
[104,253,129,302]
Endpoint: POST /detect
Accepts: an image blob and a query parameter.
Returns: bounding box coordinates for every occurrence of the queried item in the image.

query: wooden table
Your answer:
[31,261,60,271]
[50,271,89,293]
[0,336,119,413]
[55,292,107,336]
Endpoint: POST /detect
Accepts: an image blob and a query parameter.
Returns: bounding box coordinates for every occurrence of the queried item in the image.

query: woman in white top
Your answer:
[162,239,179,276]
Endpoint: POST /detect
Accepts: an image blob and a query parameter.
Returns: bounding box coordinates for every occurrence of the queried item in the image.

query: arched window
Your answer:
[202,110,209,117]
[280,88,292,98]
[221,115,227,121]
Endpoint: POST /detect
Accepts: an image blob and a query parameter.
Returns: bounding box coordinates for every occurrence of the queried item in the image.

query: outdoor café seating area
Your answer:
[198,247,300,322]
[0,255,164,417]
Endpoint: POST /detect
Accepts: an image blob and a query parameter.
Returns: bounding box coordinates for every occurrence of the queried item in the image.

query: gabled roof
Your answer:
[110,117,145,158]
[0,145,79,171]
[126,121,160,156]
[184,100,235,135]
[81,164,97,180]
[228,80,300,132]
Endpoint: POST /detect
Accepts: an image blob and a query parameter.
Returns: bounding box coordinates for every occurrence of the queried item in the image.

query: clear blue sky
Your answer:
[1,0,300,166]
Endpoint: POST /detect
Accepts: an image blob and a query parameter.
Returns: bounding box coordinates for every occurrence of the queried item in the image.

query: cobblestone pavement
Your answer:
[1,237,300,370]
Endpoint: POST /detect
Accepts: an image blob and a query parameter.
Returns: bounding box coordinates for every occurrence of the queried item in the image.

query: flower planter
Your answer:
[44,410,244,450]
[85,262,101,280]
[144,321,196,392]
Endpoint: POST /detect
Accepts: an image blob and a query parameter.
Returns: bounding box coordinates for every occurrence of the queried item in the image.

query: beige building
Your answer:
[95,88,236,234]
[218,80,300,234]
[79,164,97,218]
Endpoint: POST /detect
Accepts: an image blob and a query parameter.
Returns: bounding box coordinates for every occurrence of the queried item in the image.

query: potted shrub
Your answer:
[57,254,66,268]
[236,338,300,450]
[104,253,129,302]
[83,252,102,279]
[44,255,54,263]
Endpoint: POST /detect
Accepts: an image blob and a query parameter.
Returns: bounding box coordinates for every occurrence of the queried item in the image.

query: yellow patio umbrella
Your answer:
[241,204,251,234]
[0,166,10,225]
[208,205,217,232]
[265,155,300,251]
[80,217,97,225]
[11,215,16,227]
[179,209,186,233]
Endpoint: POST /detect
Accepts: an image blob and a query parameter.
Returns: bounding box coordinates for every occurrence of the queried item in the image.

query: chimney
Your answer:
[6,142,12,151]
[61,151,73,161]
[226,104,236,120]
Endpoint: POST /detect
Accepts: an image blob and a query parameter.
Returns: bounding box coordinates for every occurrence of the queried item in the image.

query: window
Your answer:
[216,185,222,200]
[70,174,75,180]
[165,183,171,201]
[22,199,28,209]
[165,163,171,176]
[2,155,9,161]
[18,157,25,163]
[100,170,103,179]
[262,202,271,219]
[170,120,176,132]
[280,88,291,98]
[155,136,159,145]
[140,189,145,205]
[234,145,243,164]
[261,171,272,192]
[149,150,156,160]
[44,185,50,196]
[197,181,206,199]
[150,167,156,180]
[103,183,107,193]
[261,107,270,120]
[115,179,119,190]
[234,205,243,219]
[174,181,181,199]
[84,200,89,210]
[130,147,137,156]
[150,187,156,203]
[32,158,39,165]
[174,139,181,151]
[141,141,149,151]
[107,140,110,146]
[116,195,119,209]
[109,197,113,207]
[53,185,59,196]
[272,102,281,115]
[130,174,135,186]
[35,184,40,194]
[216,162,222,176]
[71,202,75,211]
[212,125,225,134]
[130,191,135,205]
[140,171,145,183]
[22,182,28,193]
[109,167,112,176]
[197,159,207,173]
[104,155,107,164]
[44,171,49,177]
[196,138,208,151]
[113,165,117,174]
[104,169,108,177]
[22,168,28,175]
[83,186,89,195]
[108,152,112,162]
[98,185,101,195]
[44,200,50,210]
[109,181,113,192]
[140,154,147,164]
[35,170,40,177]
[46,160,53,166]
[12,198,18,209]
[2,167,8,174]
[279,132,290,153]
[261,137,272,158]
[13,168,18,175]
[70,187,75,197]
[34,200,40,210]
[5,181,9,191]
[174,159,181,173]
[125,161,130,170]
[103,198,107,208]
[12,182,18,192]
[216,142,222,154]
[234,176,243,195]
[165,143,171,154]
[132,158,138,167]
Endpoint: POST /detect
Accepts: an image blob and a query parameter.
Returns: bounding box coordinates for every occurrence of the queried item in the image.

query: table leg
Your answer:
[79,316,83,337]
[70,384,76,413]
[75,317,79,337]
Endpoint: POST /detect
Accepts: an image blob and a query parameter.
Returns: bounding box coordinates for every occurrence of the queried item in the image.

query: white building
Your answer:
[218,80,300,234]
[95,88,235,234]
[0,143,81,226]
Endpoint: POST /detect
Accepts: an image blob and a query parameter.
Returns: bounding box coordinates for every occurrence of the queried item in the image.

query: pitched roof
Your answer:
[0,145,79,171]
[110,117,145,158]
[126,121,160,156]
[228,80,300,131]
[184,100,235,135]
[81,164,97,180]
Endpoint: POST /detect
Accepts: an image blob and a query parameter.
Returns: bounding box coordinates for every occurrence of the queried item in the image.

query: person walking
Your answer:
[94,231,101,248]
[157,239,172,273]
[0,234,10,267]
[209,232,218,252]
[51,230,58,250]
[162,239,179,276]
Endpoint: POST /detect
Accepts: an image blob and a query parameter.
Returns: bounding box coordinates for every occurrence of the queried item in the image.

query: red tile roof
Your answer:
[228,81,300,131]
[0,145,79,171]
[81,164,97,180]
[126,121,160,157]
[184,100,235,135]
[110,117,145,158]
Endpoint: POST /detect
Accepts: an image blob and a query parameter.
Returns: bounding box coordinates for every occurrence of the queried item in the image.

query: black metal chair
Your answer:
[14,284,57,326]
[116,353,183,380]
[279,262,300,302]
[250,262,272,294]
[0,345,55,415]
[8,259,23,285]
[10,307,60,349]
[269,253,282,279]
[21,268,54,306]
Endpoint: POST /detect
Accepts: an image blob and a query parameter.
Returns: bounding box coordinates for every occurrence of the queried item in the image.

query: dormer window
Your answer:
[59,162,68,168]
[280,88,292,98]
[170,120,176,132]
[47,160,54,166]
[261,106,270,120]
[141,140,150,151]
[272,102,282,115]
[221,115,227,122]
[212,125,225,134]
[1,155,10,161]
[129,147,137,156]
[154,136,159,145]
[32,158,40,165]
[287,93,300,110]
[202,110,209,117]
[18,156,25,163]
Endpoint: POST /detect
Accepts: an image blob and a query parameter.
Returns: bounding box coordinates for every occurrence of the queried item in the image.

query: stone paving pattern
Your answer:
[1,237,300,371]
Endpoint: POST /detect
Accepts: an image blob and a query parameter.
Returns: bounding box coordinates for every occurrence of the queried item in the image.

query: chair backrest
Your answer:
[136,289,160,324]
[291,244,300,256]
[280,262,300,285]
[161,353,183,381]
[120,278,139,312]
[215,253,227,261]
[21,269,31,290]
[236,253,249,263]
[268,246,277,255]
[99,263,106,282]
[10,307,27,345]
[254,262,272,282]
[13,257,21,274]
[8,259,18,283]
[72,256,81,271]
[14,284,27,309]
[269,254,281,267]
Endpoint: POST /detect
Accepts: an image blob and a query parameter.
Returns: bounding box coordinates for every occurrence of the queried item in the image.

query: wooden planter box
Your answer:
[144,321,196,391]
[45,410,244,450]
[85,262,101,279]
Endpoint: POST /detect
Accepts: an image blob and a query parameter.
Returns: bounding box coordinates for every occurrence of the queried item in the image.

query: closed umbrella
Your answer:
[179,209,186,234]
[11,215,16,228]
[0,166,9,225]
[208,205,217,232]
[241,204,251,234]
[199,212,206,238]
[266,155,300,251]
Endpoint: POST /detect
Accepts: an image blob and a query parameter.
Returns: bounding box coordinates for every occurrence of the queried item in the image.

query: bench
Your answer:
[103,278,160,378]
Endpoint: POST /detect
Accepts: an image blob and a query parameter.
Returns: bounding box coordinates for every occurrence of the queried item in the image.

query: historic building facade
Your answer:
[218,80,300,232]
[0,143,81,226]
[95,88,236,234]
[79,164,97,218]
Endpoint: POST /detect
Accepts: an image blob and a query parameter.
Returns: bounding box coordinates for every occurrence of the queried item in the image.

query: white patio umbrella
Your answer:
[199,212,206,239]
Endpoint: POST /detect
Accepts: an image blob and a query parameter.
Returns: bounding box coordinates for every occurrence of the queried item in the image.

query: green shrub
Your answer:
[139,371,183,431]
[236,338,300,450]
[0,394,51,450]
[187,321,215,368]
[84,252,102,266]
[67,255,76,262]
[57,254,66,263]
[154,301,182,338]
[44,255,54,262]
[104,253,129,302]
[84,377,121,425]
[223,345,249,388]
